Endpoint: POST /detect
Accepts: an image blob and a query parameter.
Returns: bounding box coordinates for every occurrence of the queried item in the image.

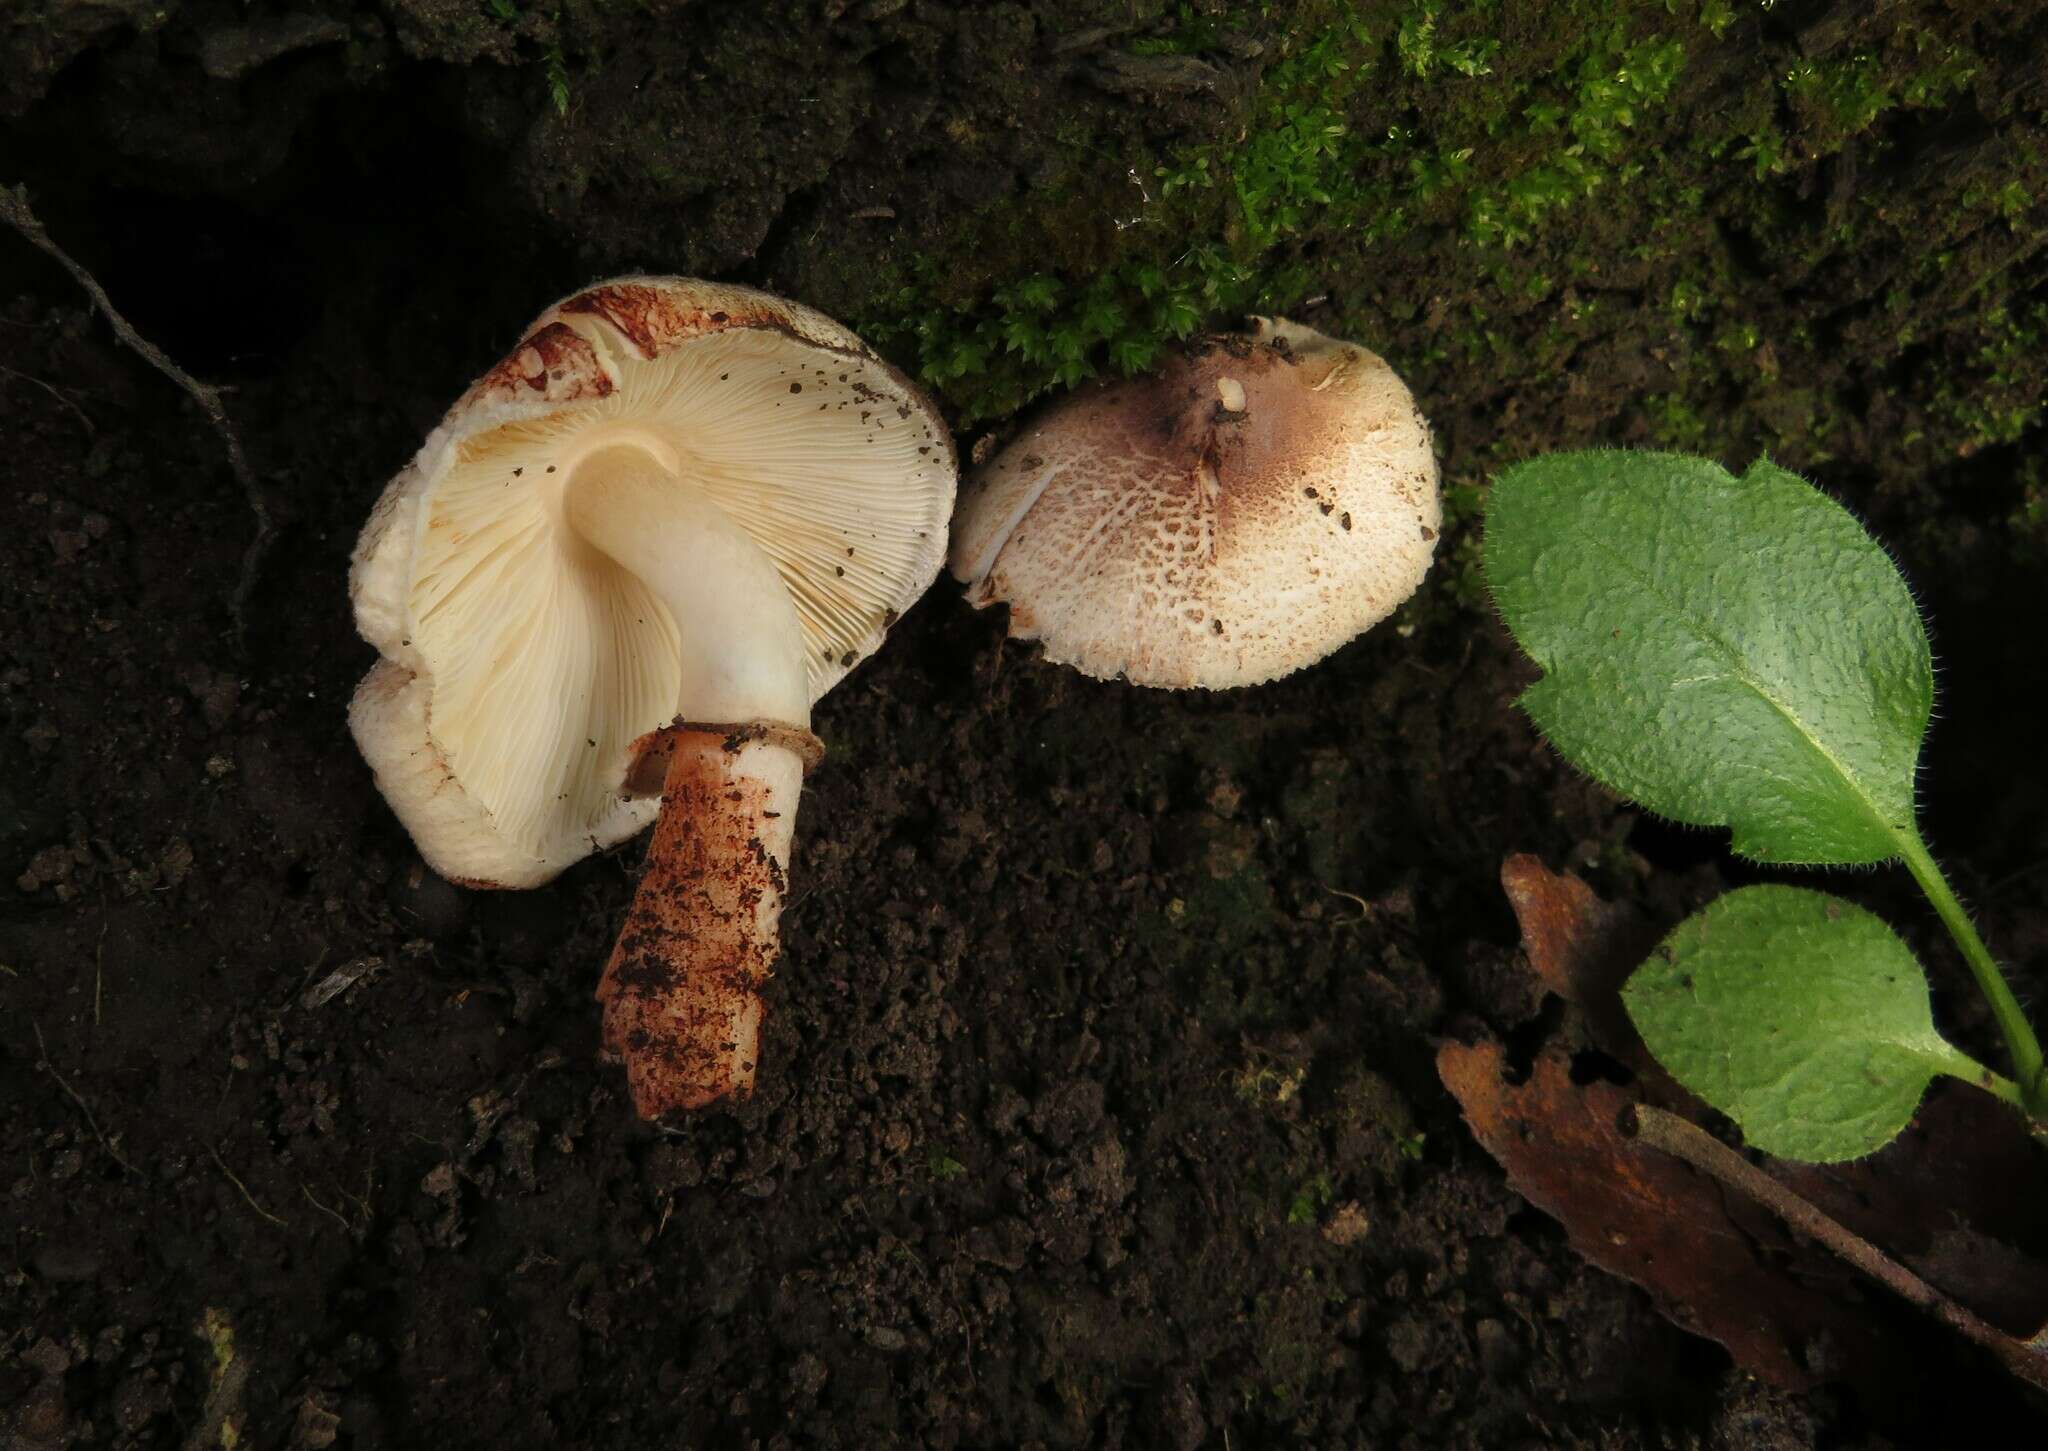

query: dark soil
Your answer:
[3,1,2047,1447]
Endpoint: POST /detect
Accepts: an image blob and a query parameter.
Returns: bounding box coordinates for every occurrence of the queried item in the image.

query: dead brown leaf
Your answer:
[1498,853,1657,1011]
[1438,1038,1904,1393]
[1442,853,2048,1405]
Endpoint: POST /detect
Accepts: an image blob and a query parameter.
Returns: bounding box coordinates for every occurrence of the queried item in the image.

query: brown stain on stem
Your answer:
[596,729,796,1117]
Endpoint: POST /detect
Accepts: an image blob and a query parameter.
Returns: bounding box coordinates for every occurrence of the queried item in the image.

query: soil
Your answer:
[3,1,2046,1447]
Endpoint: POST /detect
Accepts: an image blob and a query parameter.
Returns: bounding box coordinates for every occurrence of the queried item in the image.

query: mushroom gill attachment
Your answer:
[949,317,1440,689]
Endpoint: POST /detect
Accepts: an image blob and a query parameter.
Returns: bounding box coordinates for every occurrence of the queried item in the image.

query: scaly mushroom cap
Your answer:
[350,277,956,888]
[950,318,1439,689]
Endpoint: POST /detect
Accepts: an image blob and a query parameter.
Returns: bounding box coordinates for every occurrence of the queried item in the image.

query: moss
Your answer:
[817,0,2048,587]
[2012,455,2048,560]
[478,0,573,114]
[863,0,1717,421]
[1458,26,1687,246]
[1284,1171,1334,1224]
[1777,24,1978,157]
[1933,301,2048,452]
[1640,393,1714,453]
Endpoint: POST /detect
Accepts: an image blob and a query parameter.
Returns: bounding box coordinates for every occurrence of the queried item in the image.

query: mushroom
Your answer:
[349,276,955,1116]
[949,317,1439,687]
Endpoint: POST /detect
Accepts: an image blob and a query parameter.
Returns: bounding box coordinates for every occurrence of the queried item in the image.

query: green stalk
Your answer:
[1898,829,2046,1115]
[1944,1063,2028,1116]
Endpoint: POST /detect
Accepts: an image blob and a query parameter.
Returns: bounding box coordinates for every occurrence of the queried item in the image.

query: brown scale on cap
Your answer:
[562,282,780,359]
[949,317,1441,690]
[473,321,613,406]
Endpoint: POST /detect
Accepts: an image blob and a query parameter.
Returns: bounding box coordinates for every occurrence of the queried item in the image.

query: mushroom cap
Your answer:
[949,318,1439,689]
[350,276,956,888]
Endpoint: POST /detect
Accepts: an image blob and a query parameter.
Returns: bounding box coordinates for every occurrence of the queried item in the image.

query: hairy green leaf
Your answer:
[1484,452,1932,865]
[1624,886,1983,1162]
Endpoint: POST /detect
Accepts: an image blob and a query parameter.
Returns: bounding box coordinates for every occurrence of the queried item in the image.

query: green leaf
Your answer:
[1483,451,1932,865]
[1624,885,1984,1162]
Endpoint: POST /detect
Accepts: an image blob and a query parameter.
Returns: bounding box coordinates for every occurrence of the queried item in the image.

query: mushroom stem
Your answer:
[598,727,806,1115]
[564,443,817,1117]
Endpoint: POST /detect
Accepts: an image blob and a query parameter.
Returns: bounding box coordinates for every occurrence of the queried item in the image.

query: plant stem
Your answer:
[1627,1103,2048,1393]
[1898,828,2046,1115]
[1948,1063,2027,1115]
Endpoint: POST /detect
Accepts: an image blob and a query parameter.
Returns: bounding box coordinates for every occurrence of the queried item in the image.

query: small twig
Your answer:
[343,1166,377,1226]
[30,1020,135,1174]
[1,183,273,639]
[1627,1103,2048,1393]
[211,1144,288,1228]
[301,1183,353,1235]
[1321,884,1372,925]
[0,363,95,438]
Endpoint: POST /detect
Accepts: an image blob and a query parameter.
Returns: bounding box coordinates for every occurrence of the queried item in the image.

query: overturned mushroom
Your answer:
[950,318,1439,687]
[350,277,955,1116]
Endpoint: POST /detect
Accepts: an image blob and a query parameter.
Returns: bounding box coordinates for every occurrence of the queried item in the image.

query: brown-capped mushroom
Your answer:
[950,317,1439,688]
[349,276,956,1116]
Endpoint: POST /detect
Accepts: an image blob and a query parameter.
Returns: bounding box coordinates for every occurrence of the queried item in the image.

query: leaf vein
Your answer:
[1573,528,1901,854]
